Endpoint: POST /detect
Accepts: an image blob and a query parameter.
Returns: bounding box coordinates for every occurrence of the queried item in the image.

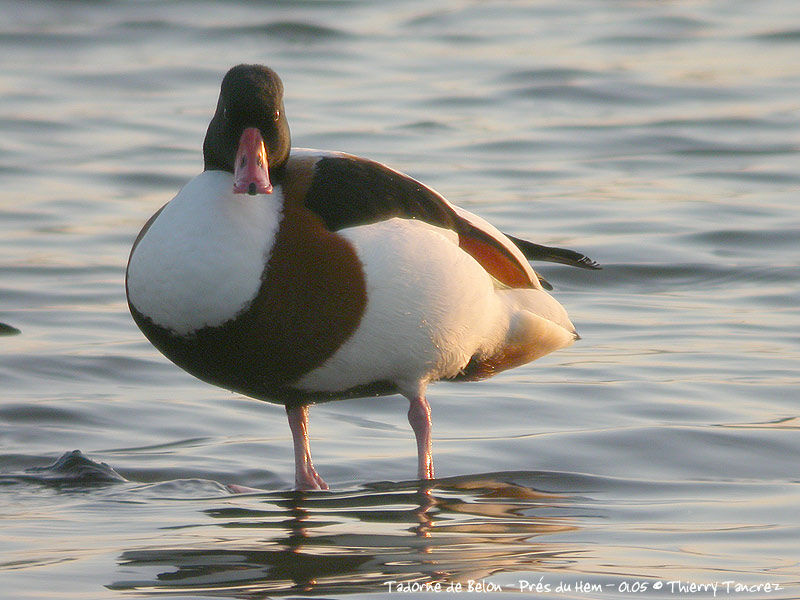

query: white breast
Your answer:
[126,170,283,335]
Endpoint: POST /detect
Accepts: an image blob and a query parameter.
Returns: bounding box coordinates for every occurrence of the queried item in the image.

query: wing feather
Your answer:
[297,151,594,289]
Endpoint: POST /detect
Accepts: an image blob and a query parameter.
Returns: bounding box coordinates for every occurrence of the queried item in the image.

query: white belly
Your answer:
[296,218,508,397]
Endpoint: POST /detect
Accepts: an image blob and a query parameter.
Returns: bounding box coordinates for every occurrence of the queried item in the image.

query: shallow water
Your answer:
[1,0,799,598]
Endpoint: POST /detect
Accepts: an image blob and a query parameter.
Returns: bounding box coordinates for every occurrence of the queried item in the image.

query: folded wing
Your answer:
[298,151,598,289]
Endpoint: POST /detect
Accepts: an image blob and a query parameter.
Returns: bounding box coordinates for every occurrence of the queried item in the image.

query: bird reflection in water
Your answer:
[110,473,579,596]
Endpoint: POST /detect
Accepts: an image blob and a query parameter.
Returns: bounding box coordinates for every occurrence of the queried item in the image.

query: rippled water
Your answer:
[1,1,799,598]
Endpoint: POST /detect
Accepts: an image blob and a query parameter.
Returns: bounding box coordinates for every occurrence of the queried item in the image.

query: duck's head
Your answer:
[202,64,291,195]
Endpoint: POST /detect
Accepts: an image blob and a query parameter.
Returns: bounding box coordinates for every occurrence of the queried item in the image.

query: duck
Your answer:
[126,64,599,491]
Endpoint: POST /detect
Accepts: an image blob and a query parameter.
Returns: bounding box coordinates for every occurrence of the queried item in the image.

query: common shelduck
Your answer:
[126,64,599,490]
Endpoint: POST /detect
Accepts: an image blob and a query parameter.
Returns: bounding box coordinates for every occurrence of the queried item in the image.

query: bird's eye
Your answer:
[274,110,281,121]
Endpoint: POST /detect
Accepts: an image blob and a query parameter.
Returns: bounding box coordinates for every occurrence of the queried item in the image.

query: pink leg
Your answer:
[407,394,434,480]
[286,404,328,491]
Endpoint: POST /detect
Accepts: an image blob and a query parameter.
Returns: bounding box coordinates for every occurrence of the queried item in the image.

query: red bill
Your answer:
[233,127,273,195]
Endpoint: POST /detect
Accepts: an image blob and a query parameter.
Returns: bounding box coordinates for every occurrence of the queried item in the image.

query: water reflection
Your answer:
[110,473,579,596]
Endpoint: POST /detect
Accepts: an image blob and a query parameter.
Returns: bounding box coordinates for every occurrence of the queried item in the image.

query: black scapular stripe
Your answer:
[303,156,460,231]
[303,155,600,279]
